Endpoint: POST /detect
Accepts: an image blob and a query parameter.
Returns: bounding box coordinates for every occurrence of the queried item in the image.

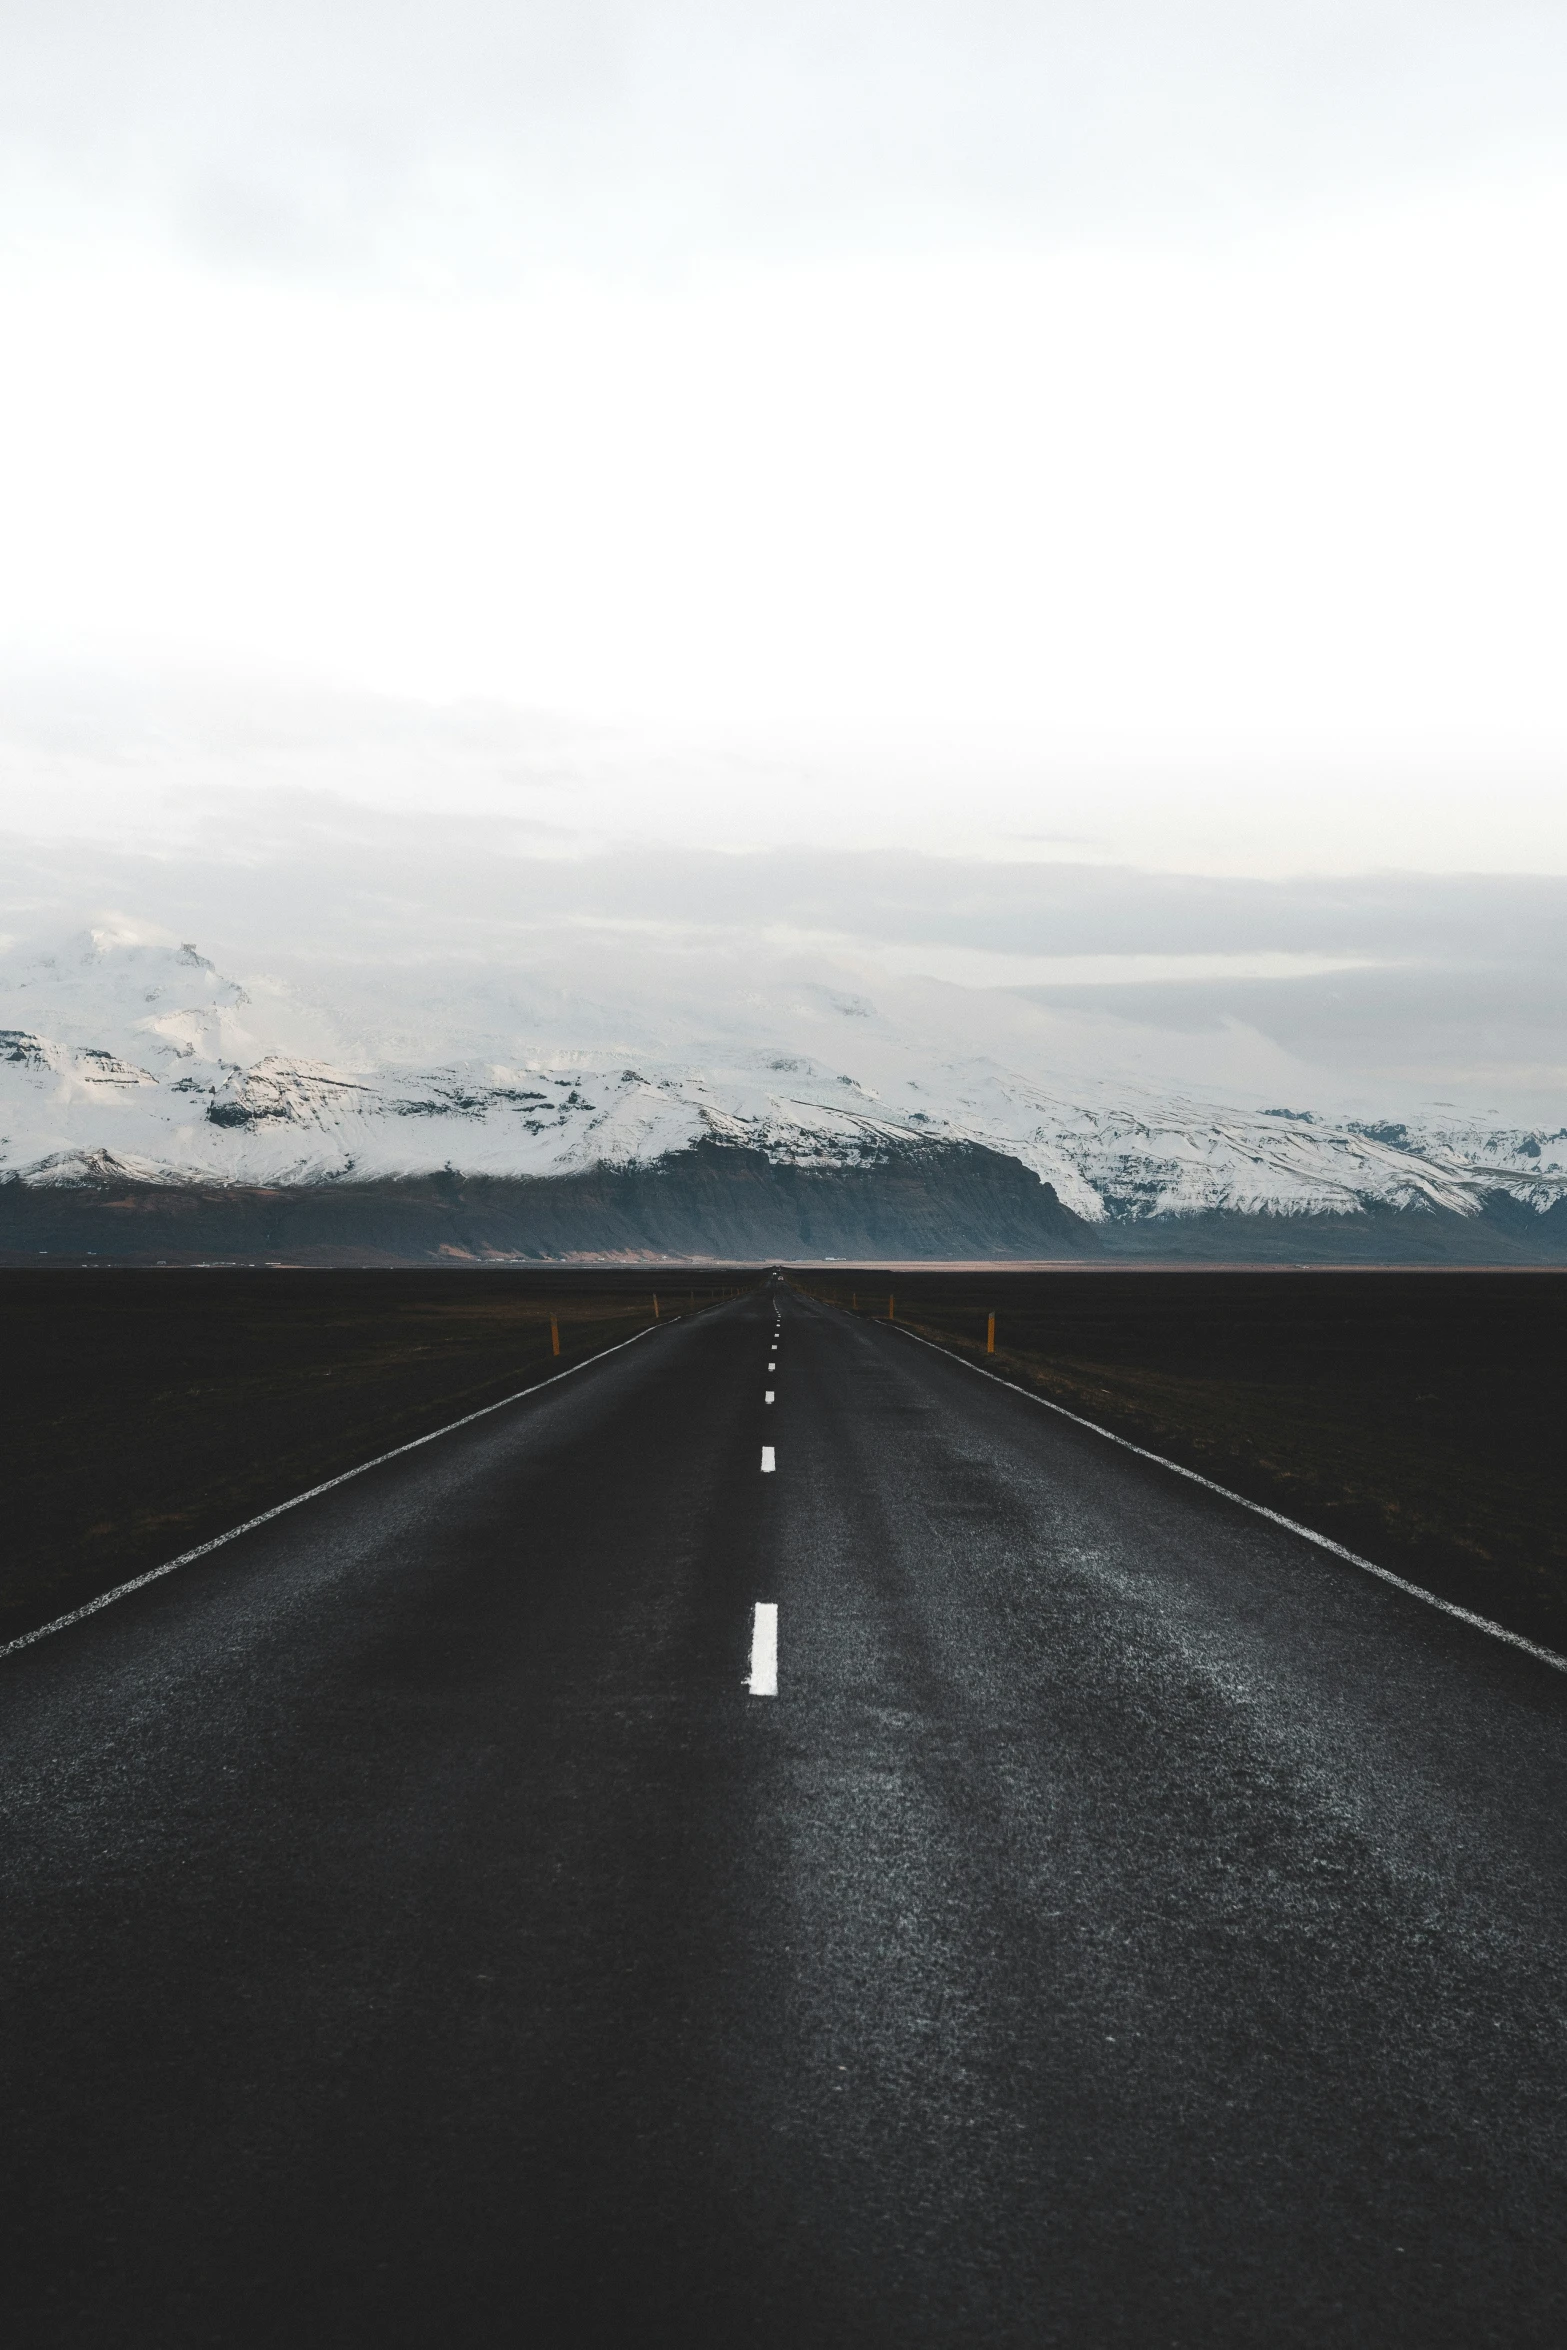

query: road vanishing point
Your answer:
[3,1286,1566,2345]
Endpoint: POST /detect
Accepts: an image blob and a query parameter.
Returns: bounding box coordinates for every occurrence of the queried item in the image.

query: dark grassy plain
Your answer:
[0,1268,755,1644]
[799,1267,1567,1654]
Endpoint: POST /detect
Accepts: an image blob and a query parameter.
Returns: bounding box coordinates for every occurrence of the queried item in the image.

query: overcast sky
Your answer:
[2,3,1566,1113]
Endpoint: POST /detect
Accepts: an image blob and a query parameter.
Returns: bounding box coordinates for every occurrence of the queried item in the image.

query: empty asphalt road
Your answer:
[3,1284,1567,2346]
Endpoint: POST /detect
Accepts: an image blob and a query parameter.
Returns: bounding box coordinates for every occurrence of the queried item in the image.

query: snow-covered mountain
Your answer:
[3,925,1563,1233]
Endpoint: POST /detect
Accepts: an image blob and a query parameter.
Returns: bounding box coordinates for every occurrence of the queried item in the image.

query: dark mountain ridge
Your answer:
[4,1135,1565,1265]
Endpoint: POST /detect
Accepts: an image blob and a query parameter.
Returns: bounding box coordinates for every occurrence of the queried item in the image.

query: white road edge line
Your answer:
[748,1601,778,1695]
[761,1445,776,1472]
[887,1319,1567,1678]
[0,1318,668,1664]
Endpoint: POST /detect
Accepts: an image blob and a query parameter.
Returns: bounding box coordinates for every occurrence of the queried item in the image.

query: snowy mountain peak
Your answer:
[1,927,1564,1227]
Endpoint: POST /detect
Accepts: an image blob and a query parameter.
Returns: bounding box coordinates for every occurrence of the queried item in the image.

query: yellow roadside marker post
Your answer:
[888,1294,895,1321]
[550,1313,561,1357]
[653,1293,660,1320]
[987,1312,995,1355]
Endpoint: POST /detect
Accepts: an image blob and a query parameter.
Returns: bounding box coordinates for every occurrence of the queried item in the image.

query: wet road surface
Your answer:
[3,1284,1566,2345]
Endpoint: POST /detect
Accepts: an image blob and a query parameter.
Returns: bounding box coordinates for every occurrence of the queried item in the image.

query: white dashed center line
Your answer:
[765,1390,774,1404]
[761,1445,776,1473]
[768,1360,776,1371]
[748,1603,778,1696]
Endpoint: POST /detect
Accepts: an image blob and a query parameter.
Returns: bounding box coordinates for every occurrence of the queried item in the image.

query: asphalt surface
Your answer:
[3,1284,1567,2347]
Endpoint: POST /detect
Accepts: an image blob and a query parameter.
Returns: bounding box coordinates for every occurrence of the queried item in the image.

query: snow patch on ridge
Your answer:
[1,928,1563,1224]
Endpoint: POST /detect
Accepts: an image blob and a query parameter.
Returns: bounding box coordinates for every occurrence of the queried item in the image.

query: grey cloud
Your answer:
[12,775,1567,964]
[580,851,1567,965]
[5,3,1566,277]
[1014,963,1567,1107]
[4,808,1565,1117]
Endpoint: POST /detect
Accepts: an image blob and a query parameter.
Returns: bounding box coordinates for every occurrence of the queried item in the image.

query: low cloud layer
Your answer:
[5,784,1564,1121]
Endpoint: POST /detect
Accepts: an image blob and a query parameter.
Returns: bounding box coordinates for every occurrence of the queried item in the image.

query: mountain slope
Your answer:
[2,927,1564,1258]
